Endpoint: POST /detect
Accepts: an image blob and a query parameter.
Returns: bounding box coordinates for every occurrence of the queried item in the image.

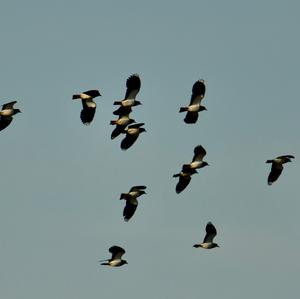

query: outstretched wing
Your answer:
[80,101,96,125]
[2,101,17,110]
[189,80,205,105]
[125,74,141,100]
[184,111,198,124]
[109,246,125,260]
[130,185,147,192]
[0,116,13,131]
[123,200,138,222]
[203,222,217,243]
[175,175,192,194]
[193,145,206,162]
[83,90,101,98]
[268,163,283,185]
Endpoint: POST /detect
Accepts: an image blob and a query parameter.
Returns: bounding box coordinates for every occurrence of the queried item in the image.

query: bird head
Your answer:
[200,106,207,111]
[139,128,146,133]
[202,162,209,167]
[134,100,142,106]
[14,109,21,114]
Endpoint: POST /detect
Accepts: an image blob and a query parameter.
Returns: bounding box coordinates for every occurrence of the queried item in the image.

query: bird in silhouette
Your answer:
[173,165,198,194]
[99,246,127,267]
[0,101,21,131]
[110,115,135,139]
[193,222,219,249]
[266,155,295,185]
[114,74,141,107]
[183,145,209,171]
[179,80,206,124]
[120,123,146,150]
[72,89,101,125]
[120,186,147,221]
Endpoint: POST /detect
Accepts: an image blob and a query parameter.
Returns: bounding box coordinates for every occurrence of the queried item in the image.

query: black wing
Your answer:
[123,200,138,222]
[184,111,198,124]
[109,246,125,260]
[2,101,17,110]
[268,163,283,185]
[0,116,13,131]
[83,90,101,98]
[189,80,205,105]
[125,74,141,99]
[203,222,217,243]
[80,107,96,125]
[113,106,132,116]
[130,185,147,191]
[121,133,139,150]
[193,145,206,162]
[175,175,192,194]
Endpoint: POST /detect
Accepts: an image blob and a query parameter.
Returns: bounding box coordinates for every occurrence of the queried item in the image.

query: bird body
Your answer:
[266,155,295,185]
[193,222,219,249]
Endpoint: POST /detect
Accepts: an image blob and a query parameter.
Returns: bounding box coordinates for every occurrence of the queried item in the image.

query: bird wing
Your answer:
[175,175,192,194]
[113,106,132,116]
[125,74,141,100]
[128,122,145,129]
[184,111,199,124]
[111,125,126,139]
[80,101,96,125]
[123,200,138,222]
[121,133,139,150]
[193,145,206,162]
[2,101,17,110]
[189,80,205,105]
[109,246,125,260]
[83,90,100,98]
[268,163,283,185]
[276,155,295,162]
[203,222,217,243]
[0,116,13,131]
[130,185,147,192]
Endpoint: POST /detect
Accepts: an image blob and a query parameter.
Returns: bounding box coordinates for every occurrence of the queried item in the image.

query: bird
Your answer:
[114,74,141,107]
[72,89,101,125]
[113,105,132,116]
[193,222,219,249]
[183,145,209,171]
[0,101,21,131]
[120,186,147,221]
[99,246,127,267]
[179,80,206,124]
[266,155,295,185]
[110,115,135,139]
[120,123,146,150]
[173,165,198,194]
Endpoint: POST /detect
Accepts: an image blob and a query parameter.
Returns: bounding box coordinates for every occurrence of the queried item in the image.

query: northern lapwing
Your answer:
[179,80,206,124]
[193,222,219,249]
[173,165,198,194]
[266,155,295,185]
[72,89,101,125]
[120,186,147,221]
[120,123,146,150]
[99,246,127,267]
[0,101,21,131]
[183,145,209,171]
[110,115,135,139]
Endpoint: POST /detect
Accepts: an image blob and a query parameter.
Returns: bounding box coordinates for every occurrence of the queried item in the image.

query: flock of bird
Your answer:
[0,74,295,267]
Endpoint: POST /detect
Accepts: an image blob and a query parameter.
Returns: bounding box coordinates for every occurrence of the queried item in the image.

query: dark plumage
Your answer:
[0,101,21,131]
[173,165,198,194]
[99,246,127,267]
[193,222,219,249]
[120,123,146,150]
[266,155,295,185]
[72,89,101,125]
[120,186,147,221]
[179,80,207,124]
[114,74,142,107]
[110,115,135,139]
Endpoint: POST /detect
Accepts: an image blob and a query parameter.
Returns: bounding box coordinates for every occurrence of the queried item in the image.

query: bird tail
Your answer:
[72,94,81,100]
[179,107,188,113]
[173,173,180,178]
[266,160,273,163]
[113,101,122,105]
[110,120,117,125]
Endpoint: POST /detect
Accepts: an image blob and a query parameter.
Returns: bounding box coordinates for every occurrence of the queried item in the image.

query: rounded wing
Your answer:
[193,145,206,162]
[203,222,217,243]
[0,116,13,131]
[189,80,205,105]
[268,163,283,185]
[123,200,138,222]
[125,74,141,100]
[109,246,126,260]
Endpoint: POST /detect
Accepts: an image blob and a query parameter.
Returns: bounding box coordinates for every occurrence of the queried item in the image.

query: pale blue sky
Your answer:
[0,1,299,298]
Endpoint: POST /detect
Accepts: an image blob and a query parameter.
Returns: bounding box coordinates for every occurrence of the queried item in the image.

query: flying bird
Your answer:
[72,89,101,125]
[0,101,21,131]
[114,74,141,107]
[179,80,206,124]
[183,145,209,171]
[120,186,147,221]
[120,123,146,150]
[110,115,135,139]
[173,165,198,194]
[99,246,127,267]
[266,155,295,185]
[193,222,219,249]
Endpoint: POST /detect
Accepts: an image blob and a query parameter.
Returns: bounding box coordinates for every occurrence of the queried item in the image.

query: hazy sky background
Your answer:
[0,1,299,298]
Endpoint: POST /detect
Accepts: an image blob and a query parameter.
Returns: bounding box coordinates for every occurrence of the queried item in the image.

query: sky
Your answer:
[0,0,299,298]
